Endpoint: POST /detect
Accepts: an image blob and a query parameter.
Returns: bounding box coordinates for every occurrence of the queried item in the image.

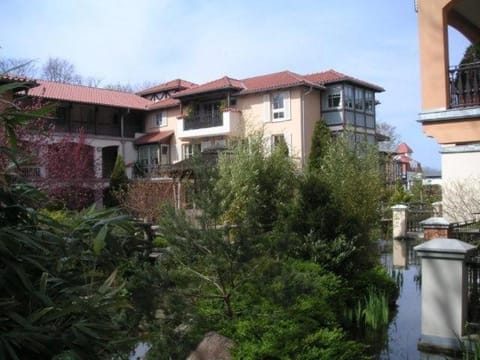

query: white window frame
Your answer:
[272,92,286,121]
[264,91,291,122]
[182,143,201,159]
[160,144,170,165]
[155,111,167,127]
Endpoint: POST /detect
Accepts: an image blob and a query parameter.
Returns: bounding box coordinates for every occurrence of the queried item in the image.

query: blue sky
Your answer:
[1,0,471,169]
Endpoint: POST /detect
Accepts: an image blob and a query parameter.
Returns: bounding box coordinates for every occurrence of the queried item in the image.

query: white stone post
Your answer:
[392,204,408,239]
[432,201,443,217]
[392,239,407,268]
[415,238,477,352]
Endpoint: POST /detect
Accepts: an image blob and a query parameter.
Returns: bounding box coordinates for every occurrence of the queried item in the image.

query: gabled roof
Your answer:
[174,76,245,98]
[136,79,197,96]
[304,69,385,92]
[239,70,324,94]
[29,80,153,110]
[397,142,413,154]
[174,71,325,98]
[147,98,180,110]
[134,130,174,145]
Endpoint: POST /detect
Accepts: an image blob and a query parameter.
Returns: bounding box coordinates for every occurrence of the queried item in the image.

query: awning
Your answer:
[134,130,174,145]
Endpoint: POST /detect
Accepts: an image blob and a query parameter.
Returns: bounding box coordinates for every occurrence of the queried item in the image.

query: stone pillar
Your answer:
[392,239,408,268]
[392,204,408,239]
[415,238,477,353]
[420,217,452,241]
[432,202,443,217]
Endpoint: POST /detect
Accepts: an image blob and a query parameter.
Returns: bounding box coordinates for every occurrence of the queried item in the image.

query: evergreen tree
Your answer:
[308,119,332,172]
[105,154,129,207]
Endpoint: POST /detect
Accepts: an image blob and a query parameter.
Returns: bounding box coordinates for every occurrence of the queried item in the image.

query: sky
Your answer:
[0,0,471,170]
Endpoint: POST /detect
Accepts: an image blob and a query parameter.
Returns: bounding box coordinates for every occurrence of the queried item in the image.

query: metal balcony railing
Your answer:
[449,61,480,108]
[184,111,223,130]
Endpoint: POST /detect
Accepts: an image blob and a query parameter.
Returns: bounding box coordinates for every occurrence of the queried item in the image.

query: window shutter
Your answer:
[161,111,167,126]
[283,132,292,155]
[263,94,271,123]
[283,91,291,120]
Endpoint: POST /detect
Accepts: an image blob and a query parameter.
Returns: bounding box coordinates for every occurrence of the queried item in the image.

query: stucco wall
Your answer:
[441,148,480,221]
[418,0,453,111]
[237,87,319,162]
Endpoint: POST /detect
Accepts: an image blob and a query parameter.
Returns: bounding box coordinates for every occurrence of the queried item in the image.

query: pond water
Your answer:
[378,239,460,360]
[379,239,423,359]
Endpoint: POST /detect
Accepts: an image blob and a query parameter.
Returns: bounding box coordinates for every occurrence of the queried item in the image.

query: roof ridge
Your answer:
[37,79,143,95]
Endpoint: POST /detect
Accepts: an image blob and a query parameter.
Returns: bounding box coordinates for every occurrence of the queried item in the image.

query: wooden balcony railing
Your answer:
[184,111,223,130]
[449,61,480,108]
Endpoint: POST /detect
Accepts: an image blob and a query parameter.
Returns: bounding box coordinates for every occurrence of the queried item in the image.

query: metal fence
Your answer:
[407,204,433,233]
[468,256,480,323]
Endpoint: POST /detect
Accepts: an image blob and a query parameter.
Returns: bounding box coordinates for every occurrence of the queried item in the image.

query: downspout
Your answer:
[301,86,314,169]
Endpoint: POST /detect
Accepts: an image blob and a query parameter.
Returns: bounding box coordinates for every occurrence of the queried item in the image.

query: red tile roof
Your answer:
[0,74,33,83]
[174,69,383,98]
[134,130,174,145]
[29,80,153,110]
[174,76,246,97]
[240,70,324,94]
[147,98,180,110]
[397,142,413,154]
[137,79,197,96]
[0,74,38,90]
[304,70,384,92]
[174,71,325,98]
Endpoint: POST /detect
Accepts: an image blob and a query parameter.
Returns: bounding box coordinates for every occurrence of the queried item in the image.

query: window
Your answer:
[344,86,354,109]
[355,88,364,110]
[182,143,201,159]
[272,92,286,120]
[137,144,170,166]
[160,144,170,165]
[264,91,290,122]
[155,112,167,127]
[325,87,342,109]
[271,134,289,155]
[365,91,374,113]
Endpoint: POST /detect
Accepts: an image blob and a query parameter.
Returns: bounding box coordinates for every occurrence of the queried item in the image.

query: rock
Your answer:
[186,332,234,360]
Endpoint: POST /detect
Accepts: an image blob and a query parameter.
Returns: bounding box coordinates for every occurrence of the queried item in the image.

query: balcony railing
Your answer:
[54,121,140,138]
[184,112,223,130]
[449,61,480,108]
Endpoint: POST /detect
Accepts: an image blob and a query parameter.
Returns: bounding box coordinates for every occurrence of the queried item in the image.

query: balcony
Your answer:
[184,111,223,130]
[449,61,480,109]
[177,109,241,139]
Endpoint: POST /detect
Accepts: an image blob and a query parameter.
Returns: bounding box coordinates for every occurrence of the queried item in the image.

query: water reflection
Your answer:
[380,239,423,360]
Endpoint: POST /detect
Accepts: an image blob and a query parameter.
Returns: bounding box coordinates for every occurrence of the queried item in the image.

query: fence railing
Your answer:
[468,256,480,323]
[452,220,480,246]
[449,61,480,108]
[184,112,223,130]
[407,205,433,233]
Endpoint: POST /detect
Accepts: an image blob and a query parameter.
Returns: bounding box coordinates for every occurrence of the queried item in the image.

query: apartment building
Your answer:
[417,0,480,220]
[135,69,384,176]
[11,69,383,190]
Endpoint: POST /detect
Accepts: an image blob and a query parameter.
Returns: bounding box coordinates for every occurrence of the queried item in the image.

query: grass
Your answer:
[347,288,390,331]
